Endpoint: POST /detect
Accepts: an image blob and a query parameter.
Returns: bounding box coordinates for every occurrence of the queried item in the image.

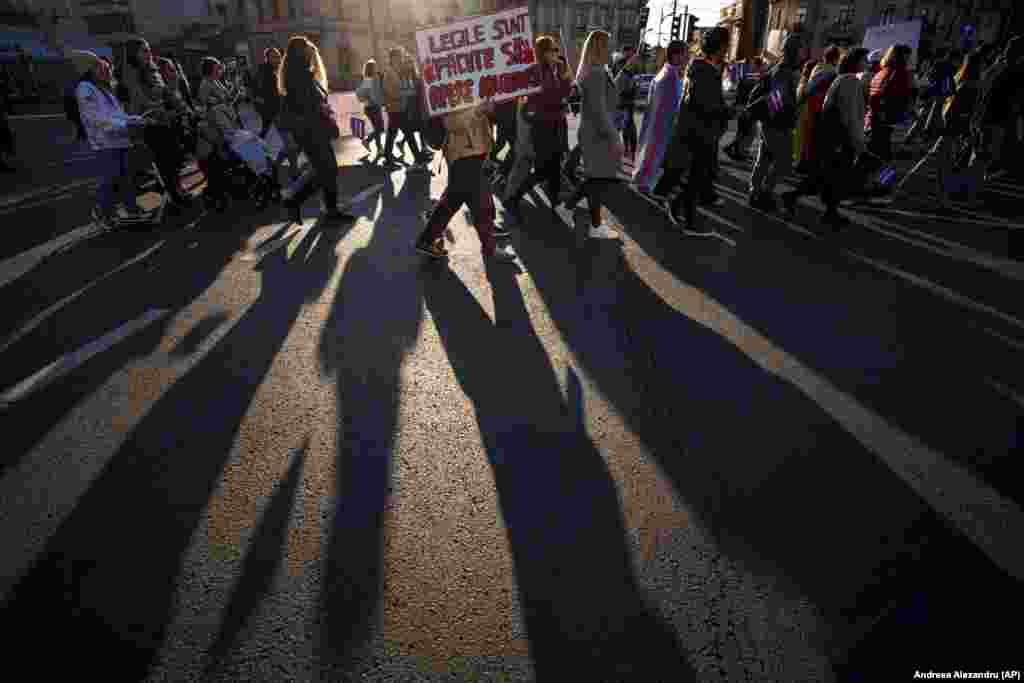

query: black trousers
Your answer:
[654,135,716,224]
[420,155,495,254]
[510,123,563,204]
[291,128,338,208]
[384,109,421,159]
[143,124,186,200]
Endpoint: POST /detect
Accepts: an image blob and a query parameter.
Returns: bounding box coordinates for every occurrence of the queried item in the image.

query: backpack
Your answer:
[746,68,796,128]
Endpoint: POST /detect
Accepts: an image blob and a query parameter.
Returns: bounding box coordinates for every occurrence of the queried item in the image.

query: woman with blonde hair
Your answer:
[278,35,352,223]
[568,29,630,239]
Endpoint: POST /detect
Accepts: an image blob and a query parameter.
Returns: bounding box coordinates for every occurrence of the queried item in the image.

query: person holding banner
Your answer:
[415,101,518,262]
[382,48,426,167]
[505,35,573,222]
[633,40,687,196]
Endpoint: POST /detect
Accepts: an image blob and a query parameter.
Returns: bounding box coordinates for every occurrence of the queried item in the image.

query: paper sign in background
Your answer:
[415,7,542,117]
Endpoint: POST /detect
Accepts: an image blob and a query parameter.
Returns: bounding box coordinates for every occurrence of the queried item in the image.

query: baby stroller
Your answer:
[196,102,280,212]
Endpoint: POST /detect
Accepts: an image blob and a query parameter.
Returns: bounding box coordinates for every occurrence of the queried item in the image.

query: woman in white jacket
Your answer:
[71,50,146,226]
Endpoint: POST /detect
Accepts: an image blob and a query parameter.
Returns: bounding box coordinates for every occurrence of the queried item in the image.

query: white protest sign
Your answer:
[416,6,542,117]
[862,19,922,68]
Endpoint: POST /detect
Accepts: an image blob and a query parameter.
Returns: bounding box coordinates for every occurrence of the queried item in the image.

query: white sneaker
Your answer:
[588,224,620,240]
[488,244,518,261]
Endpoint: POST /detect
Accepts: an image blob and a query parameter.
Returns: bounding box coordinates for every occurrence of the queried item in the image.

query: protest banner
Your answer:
[415,6,542,117]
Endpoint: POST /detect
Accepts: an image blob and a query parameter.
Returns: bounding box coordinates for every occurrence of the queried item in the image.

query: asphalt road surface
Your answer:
[0,108,1021,682]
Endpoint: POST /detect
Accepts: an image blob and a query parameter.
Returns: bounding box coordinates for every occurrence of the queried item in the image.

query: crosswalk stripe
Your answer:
[0,239,167,356]
[0,308,171,407]
[707,181,1024,331]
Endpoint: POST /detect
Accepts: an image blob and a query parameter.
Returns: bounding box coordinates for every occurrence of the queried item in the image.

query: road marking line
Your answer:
[628,185,744,239]
[0,178,99,209]
[9,113,66,120]
[709,182,1024,331]
[0,239,167,356]
[0,308,171,407]
[862,205,1024,230]
[973,323,1024,352]
[983,377,1024,409]
[853,250,1024,331]
[798,195,1024,281]
[0,222,108,290]
[636,255,1024,583]
[0,192,75,216]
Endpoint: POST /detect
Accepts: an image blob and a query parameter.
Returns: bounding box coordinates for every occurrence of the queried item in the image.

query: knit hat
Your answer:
[867,49,883,65]
[69,49,103,76]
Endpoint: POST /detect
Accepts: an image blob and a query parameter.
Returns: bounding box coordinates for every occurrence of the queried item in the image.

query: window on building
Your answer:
[339,47,352,77]
[837,3,854,30]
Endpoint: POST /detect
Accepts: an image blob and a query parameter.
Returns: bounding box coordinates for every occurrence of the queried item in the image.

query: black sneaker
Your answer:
[780,191,798,217]
[415,238,448,259]
[748,191,777,212]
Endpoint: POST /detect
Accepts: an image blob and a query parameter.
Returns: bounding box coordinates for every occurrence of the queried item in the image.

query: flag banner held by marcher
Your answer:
[351,116,366,140]
[416,6,541,117]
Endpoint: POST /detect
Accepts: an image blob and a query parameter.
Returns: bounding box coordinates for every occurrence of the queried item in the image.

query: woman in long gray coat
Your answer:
[573,30,623,240]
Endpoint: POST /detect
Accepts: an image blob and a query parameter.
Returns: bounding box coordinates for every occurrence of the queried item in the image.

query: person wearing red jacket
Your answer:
[504,35,572,222]
[865,44,914,161]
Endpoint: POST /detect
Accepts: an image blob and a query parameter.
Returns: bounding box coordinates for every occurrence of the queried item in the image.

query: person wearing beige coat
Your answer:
[414,103,516,262]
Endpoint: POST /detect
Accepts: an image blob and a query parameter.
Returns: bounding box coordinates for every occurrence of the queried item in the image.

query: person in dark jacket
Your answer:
[749,34,802,211]
[653,27,732,234]
[905,48,958,144]
[969,35,1024,184]
[614,46,640,160]
[255,47,282,139]
[279,36,353,224]
[505,34,573,221]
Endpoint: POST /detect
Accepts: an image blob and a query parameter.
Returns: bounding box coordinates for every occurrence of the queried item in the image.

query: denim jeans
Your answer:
[95,147,139,215]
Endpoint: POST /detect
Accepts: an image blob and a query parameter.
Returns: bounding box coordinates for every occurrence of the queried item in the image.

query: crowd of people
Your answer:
[53,24,1024,260]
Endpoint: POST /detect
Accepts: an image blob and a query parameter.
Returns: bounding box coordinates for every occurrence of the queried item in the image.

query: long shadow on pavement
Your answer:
[422,262,696,682]
[598,182,1023,507]
[508,193,971,661]
[1,220,344,679]
[0,205,255,479]
[315,170,431,674]
[203,438,309,674]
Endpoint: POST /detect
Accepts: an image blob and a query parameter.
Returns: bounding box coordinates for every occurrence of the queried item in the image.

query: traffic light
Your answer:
[670,14,682,41]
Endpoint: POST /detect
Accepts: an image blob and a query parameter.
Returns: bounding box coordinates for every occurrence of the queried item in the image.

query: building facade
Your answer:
[723,0,1023,63]
[530,0,644,53]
